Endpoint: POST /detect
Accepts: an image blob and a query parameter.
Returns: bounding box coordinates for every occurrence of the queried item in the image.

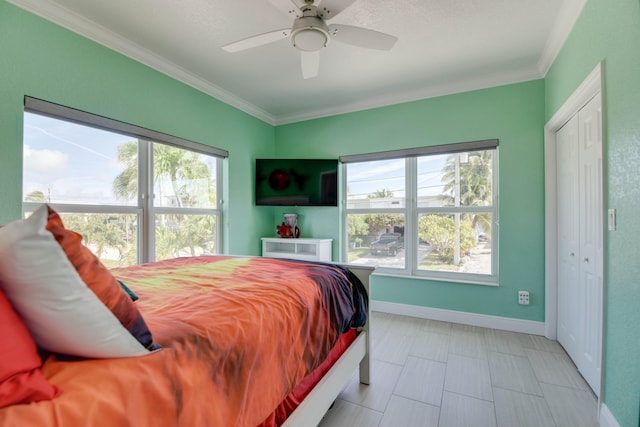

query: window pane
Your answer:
[23,211,139,268]
[417,154,451,206]
[152,144,217,209]
[346,213,405,269]
[417,151,493,208]
[23,113,138,206]
[417,212,492,275]
[346,159,405,209]
[155,214,216,261]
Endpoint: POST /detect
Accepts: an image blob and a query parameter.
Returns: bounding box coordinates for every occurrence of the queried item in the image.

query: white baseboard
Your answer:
[599,403,621,427]
[371,300,546,335]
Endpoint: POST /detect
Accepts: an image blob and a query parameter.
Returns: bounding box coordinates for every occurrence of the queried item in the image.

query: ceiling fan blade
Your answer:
[222,29,291,53]
[328,24,397,50]
[317,0,358,20]
[301,51,320,79]
[267,0,303,18]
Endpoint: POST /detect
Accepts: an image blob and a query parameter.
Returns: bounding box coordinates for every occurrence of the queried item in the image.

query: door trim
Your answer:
[544,61,604,391]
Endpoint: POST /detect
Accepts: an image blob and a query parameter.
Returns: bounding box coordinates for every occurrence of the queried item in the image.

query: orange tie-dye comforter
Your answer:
[0,256,368,427]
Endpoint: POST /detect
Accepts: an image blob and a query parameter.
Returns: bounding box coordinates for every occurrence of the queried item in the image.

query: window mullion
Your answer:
[138,140,154,264]
[406,157,417,275]
[342,163,348,261]
[454,154,461,266]
[492,150,499,276]
[216,157,224,254]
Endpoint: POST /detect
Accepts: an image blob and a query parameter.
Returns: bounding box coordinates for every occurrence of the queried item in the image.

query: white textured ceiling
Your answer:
[8,0,585,124]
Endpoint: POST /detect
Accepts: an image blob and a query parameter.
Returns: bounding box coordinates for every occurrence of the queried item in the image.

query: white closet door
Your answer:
[577,92,603,393]
[556,114,580,362]
[555,92,602,396]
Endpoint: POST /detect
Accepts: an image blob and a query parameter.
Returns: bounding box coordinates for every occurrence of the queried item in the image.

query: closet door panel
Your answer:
[556,114,580,361]
[577,93,603,393]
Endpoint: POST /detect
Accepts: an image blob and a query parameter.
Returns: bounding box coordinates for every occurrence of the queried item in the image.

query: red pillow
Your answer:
[45,206,157,350]
[0,288,61,408]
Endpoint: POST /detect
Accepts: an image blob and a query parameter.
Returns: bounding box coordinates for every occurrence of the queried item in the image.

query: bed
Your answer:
[0,205,372,427]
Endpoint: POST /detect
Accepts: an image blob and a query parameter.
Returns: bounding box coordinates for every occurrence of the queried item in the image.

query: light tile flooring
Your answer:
[318,312,600,427]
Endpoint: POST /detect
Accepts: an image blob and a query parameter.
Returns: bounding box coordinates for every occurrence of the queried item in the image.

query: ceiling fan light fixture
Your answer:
[292,28,327,51]
[291,16,329,52]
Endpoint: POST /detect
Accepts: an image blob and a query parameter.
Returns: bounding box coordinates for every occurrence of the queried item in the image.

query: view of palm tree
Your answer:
[417,151,493,267]
[26,140,217,267]
[347,150,494,275]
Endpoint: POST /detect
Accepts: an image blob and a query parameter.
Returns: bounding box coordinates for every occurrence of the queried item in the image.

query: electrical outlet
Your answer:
[518,291,530,305]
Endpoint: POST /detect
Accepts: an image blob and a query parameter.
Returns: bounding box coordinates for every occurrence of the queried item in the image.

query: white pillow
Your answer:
[0,205,148,358]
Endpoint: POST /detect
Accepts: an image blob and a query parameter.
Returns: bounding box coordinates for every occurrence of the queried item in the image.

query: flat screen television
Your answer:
[255,158,338,206]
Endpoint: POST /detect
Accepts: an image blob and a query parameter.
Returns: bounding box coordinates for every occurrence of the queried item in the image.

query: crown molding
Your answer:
[275,68,544,125]
[5,0,276,125]
[537,0,587,76]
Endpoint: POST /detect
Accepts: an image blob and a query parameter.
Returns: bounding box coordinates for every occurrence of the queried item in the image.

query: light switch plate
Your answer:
[608,208,616,231]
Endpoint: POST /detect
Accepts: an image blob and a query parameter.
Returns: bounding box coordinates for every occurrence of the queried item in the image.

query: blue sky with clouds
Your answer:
[23,113,217,208]
[23,112,134,205]
[346,155,449,201]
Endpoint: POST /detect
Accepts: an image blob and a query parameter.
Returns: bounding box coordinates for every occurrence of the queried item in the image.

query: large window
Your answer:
[22,97,226,267]
[343,141,498,283]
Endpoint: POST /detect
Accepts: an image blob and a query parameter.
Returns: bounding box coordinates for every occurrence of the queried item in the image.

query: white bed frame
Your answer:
[283,264,374,427]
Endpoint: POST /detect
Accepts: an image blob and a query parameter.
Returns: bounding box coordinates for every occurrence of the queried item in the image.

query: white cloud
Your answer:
[23,145,68,176]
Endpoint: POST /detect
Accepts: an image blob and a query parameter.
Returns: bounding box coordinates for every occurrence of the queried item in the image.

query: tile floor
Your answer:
[318,311,600,427]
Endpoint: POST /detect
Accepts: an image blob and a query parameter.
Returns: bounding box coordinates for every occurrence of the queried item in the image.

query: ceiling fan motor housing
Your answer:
[291,16,330,51]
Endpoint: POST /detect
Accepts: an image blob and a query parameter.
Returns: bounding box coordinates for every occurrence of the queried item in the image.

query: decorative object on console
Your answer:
[276,222,293,238]
[284,213,301,238]
[277,213,301,238]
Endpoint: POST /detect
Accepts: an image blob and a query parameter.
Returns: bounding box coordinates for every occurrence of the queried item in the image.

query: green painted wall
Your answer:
[0,1,275,255]
[545,1,640,425]
[275,80,546,322]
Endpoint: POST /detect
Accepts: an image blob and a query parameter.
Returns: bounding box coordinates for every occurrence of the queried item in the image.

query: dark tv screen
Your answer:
[255,158,338,206]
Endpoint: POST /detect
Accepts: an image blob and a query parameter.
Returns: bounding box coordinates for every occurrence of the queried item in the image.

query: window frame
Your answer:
[22,96,227,265]
[342,140,499,285]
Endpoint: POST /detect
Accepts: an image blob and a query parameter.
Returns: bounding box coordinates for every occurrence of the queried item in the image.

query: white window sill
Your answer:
[372,271,499,287]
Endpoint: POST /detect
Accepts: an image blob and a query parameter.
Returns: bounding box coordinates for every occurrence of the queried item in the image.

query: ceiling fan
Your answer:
[222,0,397,79]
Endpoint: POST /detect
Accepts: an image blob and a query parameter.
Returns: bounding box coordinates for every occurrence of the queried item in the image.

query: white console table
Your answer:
[261,238,332,262]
